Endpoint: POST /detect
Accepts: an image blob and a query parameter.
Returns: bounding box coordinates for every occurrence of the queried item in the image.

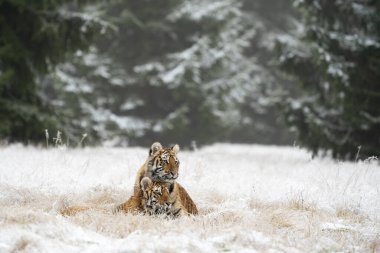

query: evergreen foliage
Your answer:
[0,0,106,143]
[278,0,380,159]
[47,0,296,147]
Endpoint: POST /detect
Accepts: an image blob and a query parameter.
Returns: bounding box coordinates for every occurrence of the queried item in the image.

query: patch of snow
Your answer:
[321,222,355,231]
[160,64,185,84]
[169,0,238,22]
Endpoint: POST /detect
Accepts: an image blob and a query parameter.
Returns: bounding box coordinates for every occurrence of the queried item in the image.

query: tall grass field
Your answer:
[0,144,379,252]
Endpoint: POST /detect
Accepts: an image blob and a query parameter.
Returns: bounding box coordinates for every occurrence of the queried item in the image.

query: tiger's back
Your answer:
[168,182,198,216]
[113,195,143,214]
[176,183,198,215]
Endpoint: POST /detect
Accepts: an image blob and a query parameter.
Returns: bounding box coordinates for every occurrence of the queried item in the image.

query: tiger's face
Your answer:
[147,143,180,183]
[140,177,172,215]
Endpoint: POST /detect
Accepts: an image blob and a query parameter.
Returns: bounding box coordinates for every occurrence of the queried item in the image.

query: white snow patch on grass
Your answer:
[0,144,379,252]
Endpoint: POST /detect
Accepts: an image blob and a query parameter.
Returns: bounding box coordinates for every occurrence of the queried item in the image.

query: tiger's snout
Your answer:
[170,172,178,179]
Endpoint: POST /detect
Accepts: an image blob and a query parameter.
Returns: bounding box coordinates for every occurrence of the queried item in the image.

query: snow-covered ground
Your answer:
[0,144,379,252]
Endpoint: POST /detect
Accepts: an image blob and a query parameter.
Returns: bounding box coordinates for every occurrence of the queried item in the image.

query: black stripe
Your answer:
[173,208,181,216]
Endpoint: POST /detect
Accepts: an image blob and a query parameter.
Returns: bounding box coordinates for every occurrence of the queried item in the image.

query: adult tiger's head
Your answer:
[140,177,172,215]
[147,142,180,183]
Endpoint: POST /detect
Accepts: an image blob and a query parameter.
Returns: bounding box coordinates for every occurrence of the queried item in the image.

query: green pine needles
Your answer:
[278,0,380,159]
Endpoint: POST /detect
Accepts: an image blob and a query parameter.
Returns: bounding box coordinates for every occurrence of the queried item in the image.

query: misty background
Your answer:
[0,0,379,160]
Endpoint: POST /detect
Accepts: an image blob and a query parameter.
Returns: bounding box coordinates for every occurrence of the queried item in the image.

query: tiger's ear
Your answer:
[171,144,180,154]
[140,177,152,191]
[149,142,162,156]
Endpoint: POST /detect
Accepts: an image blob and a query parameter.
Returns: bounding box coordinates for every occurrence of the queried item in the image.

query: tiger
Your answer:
[116,142,198,216]
[139,177,172,215]
[132,142,180,197]
[114,177,172,215]
[138,177,198,217]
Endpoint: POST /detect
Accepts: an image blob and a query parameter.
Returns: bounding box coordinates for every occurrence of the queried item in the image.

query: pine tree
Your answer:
[41,0,185,145]
[0,0,106,143]
[278,0,380,159]
[47,0,298,147]
[226,0,297,145]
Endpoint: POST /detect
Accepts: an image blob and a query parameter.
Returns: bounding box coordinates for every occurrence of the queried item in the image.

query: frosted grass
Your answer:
[0,144,379,252]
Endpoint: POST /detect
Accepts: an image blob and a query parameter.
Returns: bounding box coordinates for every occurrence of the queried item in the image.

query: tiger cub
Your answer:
[113,177,170,215]
[140,177,198,217]
[139,177,172,215]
